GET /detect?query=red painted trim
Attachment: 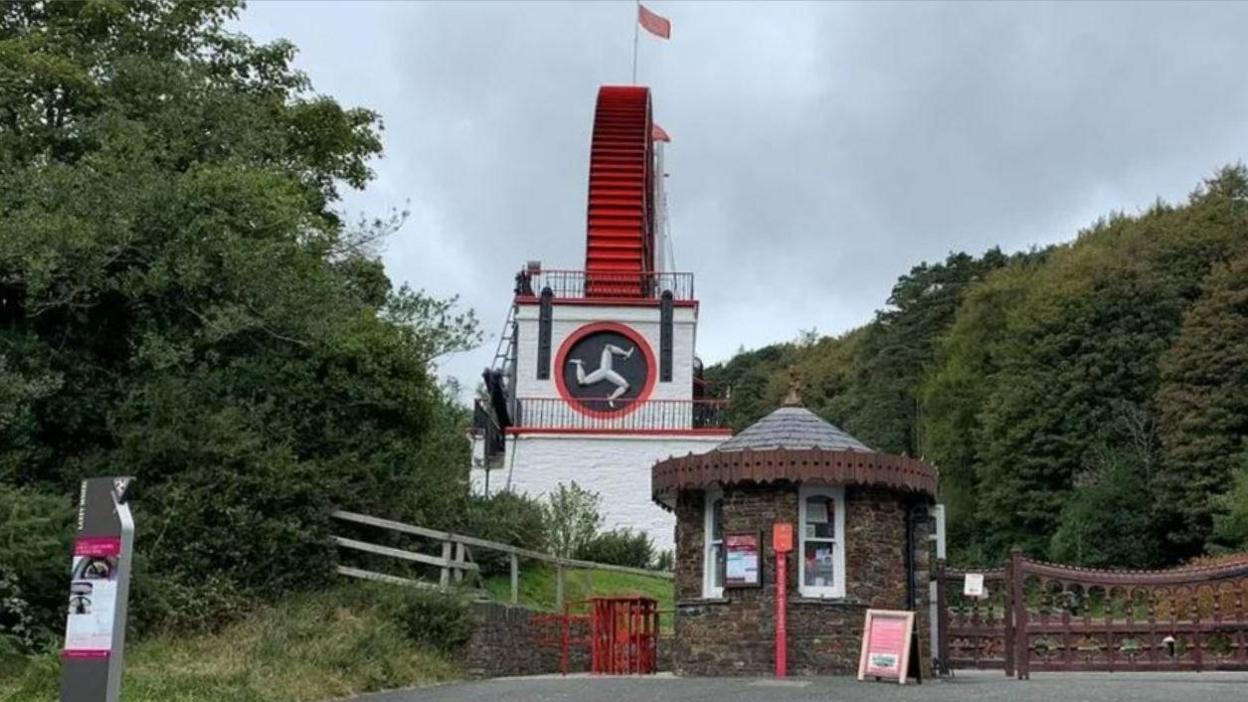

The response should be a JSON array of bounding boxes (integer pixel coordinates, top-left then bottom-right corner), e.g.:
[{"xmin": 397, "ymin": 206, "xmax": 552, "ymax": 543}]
[
  {"xmin": 516, "ymin": 295, "xmax": 698, "ymax": 309},
  {"xmin": 62, "ymin": 650, "xmax": 110, "ymax": 660},
  {"xmin": 506, "ymin": 427, "xmax": 732, "ymax": 437},
  {"xmin": 553, "ymin": 322, "xmax": 657, "ymax": 420}
]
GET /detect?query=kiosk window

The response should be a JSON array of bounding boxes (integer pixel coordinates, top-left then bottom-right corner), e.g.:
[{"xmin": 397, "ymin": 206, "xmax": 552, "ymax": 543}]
[
  {"xmin": 799, "ymin": 485, "xmax": 845, "ymax": 598},
  {"xmin": 703, "ymin": 491, "xmax": 725, "ymax": 598}
]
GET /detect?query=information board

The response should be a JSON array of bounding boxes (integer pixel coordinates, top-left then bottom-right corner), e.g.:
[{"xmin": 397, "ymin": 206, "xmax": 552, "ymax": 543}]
[
  {"xmin": 963, "ymin": 572, "xmax": 986, "ymax": 599},
  {"xmin": 64, "ymin": 537, "xmax": 123, "ymax": 656},
  {"xmin": 60, "ymin": 477, "xmax": 135, "ymax": 702},
  {"xmin": 857, "ymin": 609, "xmax": 919, "ymax": 685},
  {"xmin": 723, "ymin": 532, "xmax": 761, "ymax": 588}
]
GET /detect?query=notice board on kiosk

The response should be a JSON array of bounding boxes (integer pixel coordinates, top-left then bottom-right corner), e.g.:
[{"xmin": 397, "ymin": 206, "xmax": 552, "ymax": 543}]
[
  {"xmin": 856, "ymin": 609, "xmax": 921, "ymax": 684},
  {"xmin": 723, "ymin": 532, "xmax": 761, "ymax": 588}
]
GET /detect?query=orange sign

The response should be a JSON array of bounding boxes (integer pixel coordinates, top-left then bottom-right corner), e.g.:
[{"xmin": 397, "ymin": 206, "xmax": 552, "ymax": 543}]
[
  {"xmin": 772, "ymin": 522, "xmax": 793, "ymax": 553},
  {"xmin": 857, "ymin": 609, "xmax": 919, "ymax": 684}
]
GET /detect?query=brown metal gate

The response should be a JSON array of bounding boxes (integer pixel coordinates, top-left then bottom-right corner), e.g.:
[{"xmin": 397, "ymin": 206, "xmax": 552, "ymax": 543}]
[
  {"xmin": 936, "ymin": 551, "xmax": 1248, "ymax": 678},
  {"xmin": 934, "ymin": 564, "xmax": 1012, "ymax": 674}
]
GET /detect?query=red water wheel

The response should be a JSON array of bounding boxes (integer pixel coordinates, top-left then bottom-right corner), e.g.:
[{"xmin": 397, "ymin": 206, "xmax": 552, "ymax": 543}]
[{"xmin": 585, "ymin": 86, "xmax": 656, "ymax": 298}]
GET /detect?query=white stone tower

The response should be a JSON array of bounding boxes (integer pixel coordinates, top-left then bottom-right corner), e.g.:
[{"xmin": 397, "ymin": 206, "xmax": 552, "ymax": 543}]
[{"xmin": 471, "ymin": 86, "xmax": 728, "ymax": 552}]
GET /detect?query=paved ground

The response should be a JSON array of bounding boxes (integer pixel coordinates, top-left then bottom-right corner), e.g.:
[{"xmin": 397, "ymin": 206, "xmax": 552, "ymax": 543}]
[{"xmin": 350, "ymin": 670, "xmax": 1248, "ymax": 702}]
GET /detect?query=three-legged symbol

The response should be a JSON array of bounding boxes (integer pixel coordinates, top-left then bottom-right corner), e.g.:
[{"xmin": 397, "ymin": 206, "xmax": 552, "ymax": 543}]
[{"xmin": 569, "ymin": 344, "xmax": 635, "ymax": 407}]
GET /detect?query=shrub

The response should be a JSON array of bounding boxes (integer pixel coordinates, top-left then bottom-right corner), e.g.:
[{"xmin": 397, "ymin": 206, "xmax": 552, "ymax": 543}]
[
  {"xmin": 386, "ymin": 588, "xmax": 474, "ymax": 654},
  {"xmin": 0, "ymin": 567, "xmax": 38, "ymax": 657},
  {"xmin": 0, "ymin": 486, "xmax": 74, "ymax": 651},
  {"xmin": 653, "ymin": 549, "xmax": 674, "ymax": 572},
  {"xmin": 460, "ymin": 492, "xmax": 547, "ymax": 576},
  {"xmin": 542, "ymin": 482, "xmax": 601, "ymax": 559},
  {"xmin": 575, "ymin": 529, "xmax": 655, "ymax": 570}
]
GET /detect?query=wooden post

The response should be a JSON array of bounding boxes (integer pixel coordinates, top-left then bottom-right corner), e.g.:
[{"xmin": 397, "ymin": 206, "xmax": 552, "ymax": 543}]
[
  {"xmin": 453, "ymin": 542, "xmax": 466, "ymax": 583},
  {"xmin": 1009, "ymin": 547, "xmax": 1026, "ymax": 680},
  {"xmin": 440, "ymin": 541, "xmax": 452, "ymax": 588},
  {"xmin": 510, "ymin": 553, "xmax": 520, "ymax": 604},
  {"xmin": 556, "ymin": 561, "xmax": 565, "ymax": 610}
]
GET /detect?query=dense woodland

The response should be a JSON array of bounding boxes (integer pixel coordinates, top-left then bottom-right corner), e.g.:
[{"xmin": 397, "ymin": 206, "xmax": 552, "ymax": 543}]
[
  {"xmin": 0, "ymin": 1, "xmax": 488, "ymax": 652},
  {"xmin": 706, "ymin": 169, "xmax": 1248, "ymax": 569}
]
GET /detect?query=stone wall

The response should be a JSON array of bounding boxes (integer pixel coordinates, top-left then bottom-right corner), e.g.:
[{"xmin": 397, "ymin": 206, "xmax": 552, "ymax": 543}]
[
  {"xmin": 463, "ymin": 600, "xmax": 673, "ymax": 678},
  {"xmin": 461, "ymin": 601, "xmax": 590, "ymax": 678},
  {"xmin": 671, "ymin": 482, "xmax": 932, "ymax": 677}
]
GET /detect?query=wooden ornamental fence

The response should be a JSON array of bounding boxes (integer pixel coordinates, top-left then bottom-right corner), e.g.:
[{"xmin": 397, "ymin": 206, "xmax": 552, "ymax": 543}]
[{"xmin": 936, "ymin": 550, "xmax": 1248, "ymax": 678}]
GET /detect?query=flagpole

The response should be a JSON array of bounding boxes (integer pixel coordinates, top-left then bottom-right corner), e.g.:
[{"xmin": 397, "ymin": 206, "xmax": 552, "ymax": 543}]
[{"xmin": 631, "ymin": 0, "xmax": 640, "ymax": 84}]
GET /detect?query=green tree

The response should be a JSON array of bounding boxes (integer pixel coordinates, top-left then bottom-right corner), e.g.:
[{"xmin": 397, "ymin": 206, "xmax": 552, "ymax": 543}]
[
  {"xmin": 949, "ymin": 169, "xmax": 1248, "ymax": 562},
  {"xmin": 1156, "ymin": 250, "xmax": 1248, "ymax": 554},
  {"xmin": 0, "ymin": 1, "xmax": 478, "ymax": 636},
  {"xmin": 832, "ymin": 250, "xmax": 1011, "ymax": 455},
  {"xmin": 1049, "ymin": 444, "xmax": 1163, "ymax": 568},
  {"xmin": 542, "ymin": 482, "xmax": 602, "ymax": 559},
  {"xmin": 1209, "ymin": 458, "xmax": 1248, "ymax": 552},
  {"xmin": 919, "ymin": 261, "xmax": 1041, "ymax": 563}
]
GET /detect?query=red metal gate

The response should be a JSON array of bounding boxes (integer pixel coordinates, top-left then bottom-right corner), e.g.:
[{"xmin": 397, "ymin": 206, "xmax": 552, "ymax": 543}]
[
  {"xmin": 590, "ymin": 596, "xmax": 659, "ymax": 675},
  {"xmin": 936, "ymin": 552, "xmax": 1248, "ymax": 678}
]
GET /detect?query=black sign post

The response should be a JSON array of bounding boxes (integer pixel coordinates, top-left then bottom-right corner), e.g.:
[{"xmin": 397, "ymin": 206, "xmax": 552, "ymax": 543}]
[{"xmin": 59, "ymin": 477, "xmax": 135, "ymax": 702}]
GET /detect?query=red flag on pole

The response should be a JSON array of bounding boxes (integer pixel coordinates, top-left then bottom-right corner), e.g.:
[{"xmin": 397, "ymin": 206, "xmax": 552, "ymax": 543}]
[
  {"xmin": 638, "ymin": 3, "xmax": 671, "ymax": 40},
  {"xmin": 652, "ymin": 123, "xmax": 671, "ymax": 143}
]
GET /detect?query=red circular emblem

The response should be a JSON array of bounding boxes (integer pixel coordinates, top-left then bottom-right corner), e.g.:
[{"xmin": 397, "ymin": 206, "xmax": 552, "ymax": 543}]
[{"xmin": 553, "ymin": 322, "xmax": 656, "ymax": 418}]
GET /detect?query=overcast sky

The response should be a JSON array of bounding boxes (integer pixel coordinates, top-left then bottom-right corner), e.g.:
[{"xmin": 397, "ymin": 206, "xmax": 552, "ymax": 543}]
[{"xmin": 239, "ymin": 1, "xmax": 1248, "ymax": 399}]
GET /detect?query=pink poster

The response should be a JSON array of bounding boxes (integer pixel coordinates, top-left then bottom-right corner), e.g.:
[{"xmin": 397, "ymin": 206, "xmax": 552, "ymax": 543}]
[{"xmin": 864, "ymin": 615, "xmax": 907, "ymax": 676}]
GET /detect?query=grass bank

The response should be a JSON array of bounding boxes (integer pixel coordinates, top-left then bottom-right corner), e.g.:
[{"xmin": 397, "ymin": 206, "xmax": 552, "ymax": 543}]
[
  {"xmin": 0, "ymin": 584, "xmax": 460, "ymax": 702},
  {"xmin": 483, "ymin": 563, "xmax": 673, "ymax": 614}
]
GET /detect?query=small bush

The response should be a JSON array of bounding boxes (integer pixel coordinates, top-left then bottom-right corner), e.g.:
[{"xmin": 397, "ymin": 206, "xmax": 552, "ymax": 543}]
[
  {"xmin": 387, "ymin": 588, "xmax": 475, "ymax": 654},
  {"xmin": 0, "ymin": 567, "xmax": 39, "ymax": 656},
  {"xmin": 543, "ymin": 482, "xmax": 601, "ymax": 559},
  {"xmin": 0, "ymin": 486, "xmax": 74, "ymax": 651},
  {"xmin": 575, "ymin": 528, "xmax": 655, "ymax": 570},
  {"xmin": 460, "ymin": 492, "xmax": 547, "ymax": 576},
  {"xmin": 653, "ymin": 549, "xmax": 674, "ymax": 572}
]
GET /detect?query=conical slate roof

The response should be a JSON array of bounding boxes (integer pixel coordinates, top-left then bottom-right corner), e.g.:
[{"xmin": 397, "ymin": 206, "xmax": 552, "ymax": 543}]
[{"xmin": 714, "ymin": 406, "xmax": 872, "ymax": 453}]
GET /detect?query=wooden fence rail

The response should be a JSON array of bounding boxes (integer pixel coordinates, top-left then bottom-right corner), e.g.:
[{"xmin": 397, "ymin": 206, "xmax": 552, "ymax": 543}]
[{"xmin": 330, "ymin": 509, "xmax": 672, "ymax": 608}]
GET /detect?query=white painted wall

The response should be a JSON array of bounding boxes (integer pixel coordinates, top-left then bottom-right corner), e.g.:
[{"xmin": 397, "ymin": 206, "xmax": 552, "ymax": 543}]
[
  {"xmin": 513, "ymin": 302, "xmax": 698, "ymax": 403},
  {"xmin": 472, "ymin": 432, "xmax": 724, "ymax": 553}
]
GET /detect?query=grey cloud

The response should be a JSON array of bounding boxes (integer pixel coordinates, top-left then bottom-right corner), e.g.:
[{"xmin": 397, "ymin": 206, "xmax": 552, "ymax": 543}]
[{"xmin": 239, "ymin": 1, "xmax": 1248, "ymax": 397}]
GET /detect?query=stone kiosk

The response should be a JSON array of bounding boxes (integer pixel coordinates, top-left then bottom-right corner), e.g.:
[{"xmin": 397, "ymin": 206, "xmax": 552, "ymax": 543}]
[{"xmin": 651, "ymin": 403, "xmax": 938, "ymax": 676}]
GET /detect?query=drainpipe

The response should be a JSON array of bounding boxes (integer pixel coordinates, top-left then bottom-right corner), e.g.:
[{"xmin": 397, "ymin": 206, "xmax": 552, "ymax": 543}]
[{"xmin": 904, "ymin": 500, "xmax": 916, "ymax": 611}]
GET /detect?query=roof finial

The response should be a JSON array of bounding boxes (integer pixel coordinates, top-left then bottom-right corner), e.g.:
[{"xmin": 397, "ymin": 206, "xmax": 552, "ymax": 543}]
[{"xmin": 782, "ymin": 369, "xmax": 802, "ymax": 407}]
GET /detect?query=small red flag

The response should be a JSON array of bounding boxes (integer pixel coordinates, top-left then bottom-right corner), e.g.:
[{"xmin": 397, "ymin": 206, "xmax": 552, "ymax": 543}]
[
  {"xmin": 652, "ymin": 123, "xmax": 671, "ymax": 143},
  {"xmin": 638, "ymin": 3, "xmax": 671, "ymax": 40}
]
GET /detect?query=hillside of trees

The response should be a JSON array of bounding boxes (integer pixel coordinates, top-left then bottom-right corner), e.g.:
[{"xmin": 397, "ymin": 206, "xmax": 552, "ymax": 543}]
[
  {"xmin": 0, "ymin": 1, "xmax": 487, "ymax": 651},
  {"xmin": 706, "ymin": 167, "xmax": 1248, "ymax": 569}
]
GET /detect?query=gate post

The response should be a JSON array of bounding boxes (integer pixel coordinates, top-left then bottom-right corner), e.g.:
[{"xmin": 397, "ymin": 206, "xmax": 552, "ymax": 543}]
[
  {"xmin": 935, "ymin": 559, "xmax": 949, "ymax": 676},
  {"xmin": 1003, "ymin": 554, "xmax": 1014, "ymax": 677},
  {"xmin": 1009, "ymin": 548, "xmax": 1027, "ymax": 680}
]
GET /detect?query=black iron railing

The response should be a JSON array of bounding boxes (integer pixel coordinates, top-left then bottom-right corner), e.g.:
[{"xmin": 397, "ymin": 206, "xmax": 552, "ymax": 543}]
[{"xmin": 514, "ymin": 269, "xmax": 695, "ymax": 302}]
